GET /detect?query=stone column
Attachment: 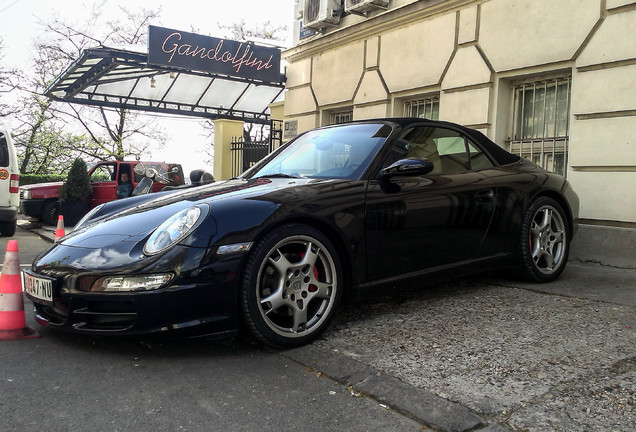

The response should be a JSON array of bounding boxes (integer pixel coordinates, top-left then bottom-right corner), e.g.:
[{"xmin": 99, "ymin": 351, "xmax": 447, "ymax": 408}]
[{"xmin": 212, "ymin": 119, "xmax": 244, "ymax": 181}]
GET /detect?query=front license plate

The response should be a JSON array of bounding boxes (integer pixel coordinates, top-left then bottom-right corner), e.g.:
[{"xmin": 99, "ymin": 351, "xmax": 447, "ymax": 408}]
[{"xmin": 23, "ymin": 271, "xmax": 55, "ymax": 306}]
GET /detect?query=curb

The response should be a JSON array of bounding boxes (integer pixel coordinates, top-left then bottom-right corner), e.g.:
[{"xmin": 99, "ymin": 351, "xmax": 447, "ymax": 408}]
[{"xmin": 283, "ymin": 344, "xmax": 511, "ymax": 432}]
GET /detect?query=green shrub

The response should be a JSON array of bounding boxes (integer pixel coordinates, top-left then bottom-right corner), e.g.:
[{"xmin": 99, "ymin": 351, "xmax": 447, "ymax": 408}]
[
  {"xmin": 59, "ymin": 158, "xmax": 92, "ymax": 202},
  {"xmin": 90, "ymin": 173, "xmax": 110, "ymax": 182},
  {"xmin": 19, "ymin": 174, "xmax": 66, "ymax": 185}
]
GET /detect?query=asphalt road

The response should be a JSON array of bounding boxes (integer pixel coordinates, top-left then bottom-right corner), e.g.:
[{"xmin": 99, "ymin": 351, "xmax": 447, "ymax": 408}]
[
  {"xmin": 0, "ymin": 225, "xmax": 51, "ymax": 271},
  {"xmin": 3, "ymin": 320, "xmax": 424, "ymax": 432}
]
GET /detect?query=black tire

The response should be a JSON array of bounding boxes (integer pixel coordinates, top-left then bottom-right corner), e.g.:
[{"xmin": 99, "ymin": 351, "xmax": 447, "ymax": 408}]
[
  {"xmin": 42, "ymin": 200, "xmax": 59, "ymax": 226},
  {"xmin": 240, "ymin": 224, "xmax": 343, "ymax": 348},
  {"xmin": 0, "ymin": 220, "xmax": 16, "ymax": 237},
  {"xmin": 519, "ymin": 197, "xmax": 570, "ymax": 282}
]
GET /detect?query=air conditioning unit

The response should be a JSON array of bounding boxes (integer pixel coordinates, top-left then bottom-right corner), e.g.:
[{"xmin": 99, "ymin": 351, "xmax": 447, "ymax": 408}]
[
  {"xmin": 345, "ymin": 0, "xmax": 389, "ymax": 14},
  {"xmin": 303, "ymin": 0, "xmax": 342, "ymax": 30}
]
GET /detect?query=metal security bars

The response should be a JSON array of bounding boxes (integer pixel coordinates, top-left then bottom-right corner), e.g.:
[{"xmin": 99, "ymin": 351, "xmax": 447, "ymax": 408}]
[
  {"xmin": 404, "ymin": 97, "xmax": 440, "ymax": 120},
  {"xmin": 330, "ymin": 110, "xmax": 353, "ymax": 124},
  {"xmin": 231, "ymin": 137, "xmax": 271, "ymax": 177},
  {"xmin": 508, "ymin": 77, "xmax": 571, "ymax": 177},
  {"xmin": 230, "ymin": 121, "xmax": 282, "ymax": 177}
]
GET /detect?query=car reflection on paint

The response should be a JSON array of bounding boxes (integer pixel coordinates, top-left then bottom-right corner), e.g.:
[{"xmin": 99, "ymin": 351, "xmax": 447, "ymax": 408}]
[{"xmin": 24, "ymin": 118, "xmax": 579, "ymax": 348}]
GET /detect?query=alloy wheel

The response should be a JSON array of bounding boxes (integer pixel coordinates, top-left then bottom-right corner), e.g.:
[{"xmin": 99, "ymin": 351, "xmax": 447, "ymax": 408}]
[
  {"xmin": 529, "ymin": 204, "xmax": 567, "ymax": 275},
  {"xmin": 256, "ymin": 234, "xmax": 338, "ymax": 338}
]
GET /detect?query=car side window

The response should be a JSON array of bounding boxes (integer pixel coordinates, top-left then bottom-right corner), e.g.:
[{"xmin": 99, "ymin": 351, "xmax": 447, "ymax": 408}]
[
  {"xmin": 0, "ymin": 133, "xmax": 9, "ymax": 167},
  {"xmin": 387, "ymin": 127, "xmax": 465, "ymax": 175},
  {"xmin": 467, "ymin": 141, "xmax": 495, "ymax": 171},
  {"xmin": 90, "ymin": 164, "xmax": 116, "ymax": 182},
  {"xmin": 387, "ymin": 126, "xmax": 494, "ymax": 174}
]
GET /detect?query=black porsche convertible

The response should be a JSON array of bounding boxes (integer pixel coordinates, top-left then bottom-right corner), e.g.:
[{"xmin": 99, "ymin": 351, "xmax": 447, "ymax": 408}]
[{"xmin": 24, "ymin": 118, "xmax": 579, "ymax": 347}]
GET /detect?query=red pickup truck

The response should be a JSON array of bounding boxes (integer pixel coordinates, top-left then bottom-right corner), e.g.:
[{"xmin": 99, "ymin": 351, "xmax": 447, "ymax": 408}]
[{"xmin": 19, "ymin": 160, "xmax": 184, "ymax": 225}]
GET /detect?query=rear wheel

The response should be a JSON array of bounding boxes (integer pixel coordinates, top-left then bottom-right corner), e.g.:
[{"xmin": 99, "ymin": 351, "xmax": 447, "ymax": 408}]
[
  {"xmin": 0, "ymin": 220, "xmax": 16, "ymax": 237},
  {"xmin": 240, "ymin": 224, "xmax": 342, "ymax": 348},
  {"xmin": 519, "ymin": 197, "xmax": 570, "ymax": 282}
]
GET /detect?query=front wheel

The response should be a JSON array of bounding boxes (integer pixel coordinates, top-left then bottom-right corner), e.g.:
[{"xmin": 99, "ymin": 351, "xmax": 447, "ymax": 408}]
[
  {"xmin": 519, "ymin": 197, "xmax": 570, "ymax": 282},
  {"xmin": 240, "ymin": 224, "xmax": 343, "ymax": 348}
]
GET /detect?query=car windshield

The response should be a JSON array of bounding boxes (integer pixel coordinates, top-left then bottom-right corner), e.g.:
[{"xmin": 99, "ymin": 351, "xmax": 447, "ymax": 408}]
[{"xmin": 244, "ymin": 123, "xmax": 392, "ymax": 180}]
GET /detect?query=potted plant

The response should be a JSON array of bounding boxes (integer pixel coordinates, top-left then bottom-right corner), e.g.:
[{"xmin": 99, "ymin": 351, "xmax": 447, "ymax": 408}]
[{"xmin": 58, "ymin": 158, "xmax": 92, "ymax": 226}]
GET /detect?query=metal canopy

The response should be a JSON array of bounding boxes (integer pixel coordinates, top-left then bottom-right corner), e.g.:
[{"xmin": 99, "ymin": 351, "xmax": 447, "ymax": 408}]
[{"xmin": 45, "ymin": 45, "xmax": 285, "ymax": 125}]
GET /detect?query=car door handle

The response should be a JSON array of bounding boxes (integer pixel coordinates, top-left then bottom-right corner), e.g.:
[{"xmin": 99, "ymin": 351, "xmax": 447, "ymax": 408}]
[{"xmin": 475, "ymin": 189, "xmax": 494, "ymax": 203}]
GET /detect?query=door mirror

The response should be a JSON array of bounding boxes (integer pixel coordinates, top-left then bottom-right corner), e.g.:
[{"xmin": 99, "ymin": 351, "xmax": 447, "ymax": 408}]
[{"xmin": 381, "ymin": 158, "xmax": 434, "ymax": 178}]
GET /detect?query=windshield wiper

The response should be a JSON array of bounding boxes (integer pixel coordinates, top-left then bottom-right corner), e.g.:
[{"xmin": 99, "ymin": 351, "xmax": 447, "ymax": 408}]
[{"xmin": 256, "ymin": 173, "xmax": 303, "ymax": 179}]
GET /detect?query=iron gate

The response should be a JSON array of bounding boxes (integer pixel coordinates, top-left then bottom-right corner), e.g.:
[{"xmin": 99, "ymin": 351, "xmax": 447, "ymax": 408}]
[{"xmin": 230, "ymin": 120, "xmax": 283, "ymax": 178}]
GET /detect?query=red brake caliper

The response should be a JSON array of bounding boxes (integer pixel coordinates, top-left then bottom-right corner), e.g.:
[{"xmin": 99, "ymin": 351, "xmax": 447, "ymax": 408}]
[
  {"xmin": 309, "ymin": 266, "xmax": 319, "ymax": 292},
  {"xmin": 300, "ymin": 252, "xmax": 320, "ymax": 292}
]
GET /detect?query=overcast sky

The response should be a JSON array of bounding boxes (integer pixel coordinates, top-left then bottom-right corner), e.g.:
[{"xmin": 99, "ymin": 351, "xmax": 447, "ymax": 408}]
[{"xmin": 0, "ymin": 0, "xmax": 294, "ymax": 175}]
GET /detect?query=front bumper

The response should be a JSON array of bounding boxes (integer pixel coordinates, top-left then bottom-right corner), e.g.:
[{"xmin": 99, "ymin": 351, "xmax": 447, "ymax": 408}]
[
  {"xmin": 32, "ymin": 280, "xmax": 238, "ymax": 338},
  {"xmin": 20, "ymin": 199, "xmax": 45, "ymax": 218},
  {"xmin": 27, "ymin": 243, "xmax": 247, "ymax": 339}
]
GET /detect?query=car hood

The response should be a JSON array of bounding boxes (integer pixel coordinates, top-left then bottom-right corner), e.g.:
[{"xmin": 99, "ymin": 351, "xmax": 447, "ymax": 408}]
[
  {"xmin": 59, "ymin": 177, "xmax": 328, "ymax": 249},
  {"xmin": 20, "ymin": 181, "xmax": 63, "ymax": 190}
]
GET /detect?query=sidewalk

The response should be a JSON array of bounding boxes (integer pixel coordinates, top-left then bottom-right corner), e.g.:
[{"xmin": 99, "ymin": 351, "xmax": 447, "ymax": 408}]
[{"xmin": 19, "ymin": 217, "xmax": 636, "ymax": 431}]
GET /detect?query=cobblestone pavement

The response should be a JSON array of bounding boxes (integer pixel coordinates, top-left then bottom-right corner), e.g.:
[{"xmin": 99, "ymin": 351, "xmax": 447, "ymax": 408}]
[{"xmin": 314, "ymin": 272, "xmax": 635, "ymax": 431}]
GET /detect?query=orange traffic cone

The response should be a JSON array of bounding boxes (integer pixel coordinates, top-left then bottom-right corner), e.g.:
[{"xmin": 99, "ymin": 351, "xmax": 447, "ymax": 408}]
[
  {"xmin": 54, "ymin": 215, "xmax": 65, "ymax": 242},
  {"xmin": 0, "ymin": 240, "xmax": 39, "ymax": 340}
]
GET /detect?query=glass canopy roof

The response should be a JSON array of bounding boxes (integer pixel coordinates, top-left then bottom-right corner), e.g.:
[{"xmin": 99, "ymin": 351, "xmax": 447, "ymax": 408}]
[{"xmin": 45, "ymin": 45, "xmax": 286, "ymax": 125}]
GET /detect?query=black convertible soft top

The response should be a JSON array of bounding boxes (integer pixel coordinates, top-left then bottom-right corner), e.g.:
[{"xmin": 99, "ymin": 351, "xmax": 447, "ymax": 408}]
[{"xmin": 361, "ymin": 118, "xmax": 522, "ymax": 167}]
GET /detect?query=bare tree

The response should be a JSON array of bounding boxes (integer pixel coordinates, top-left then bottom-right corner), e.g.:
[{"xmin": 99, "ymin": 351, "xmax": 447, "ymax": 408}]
[
  {"xmin": 0, "ymin": 40, "xmax": 21, "ymax": 119},
  {"xmin": 11, "ymin": 39, "xmax": 75, "ymax": 174},
  {"xmin": 217, "ymin": 19, "xmax": 289, "ymax": 42},
  {"xmin": 30, "ymin": 4, "xmax": 165, "ymax": 162}
]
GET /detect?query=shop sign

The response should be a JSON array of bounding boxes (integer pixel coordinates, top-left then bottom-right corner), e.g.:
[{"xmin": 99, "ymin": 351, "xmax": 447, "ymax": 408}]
[{"xmin": 148, "ymin": 26, "xmax": 281, "ymax": 83}]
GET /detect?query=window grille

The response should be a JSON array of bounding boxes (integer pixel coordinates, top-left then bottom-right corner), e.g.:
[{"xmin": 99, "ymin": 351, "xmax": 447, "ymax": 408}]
[
  {"xmin": 508, "ymin": 76, "xmax": 571, "ymax": 177},
  {"xmin": 404, "ymin": 97, "xmax": 439, "ymax": 120},
  {"xmin": 330, "ymin": 110, "xmax": 353, "ymax": 124}
]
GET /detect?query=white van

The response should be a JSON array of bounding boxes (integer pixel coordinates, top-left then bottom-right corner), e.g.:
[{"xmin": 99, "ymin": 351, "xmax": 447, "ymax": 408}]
[{"xmin": 0, "ymin": 129, "xmax": 19, "ymax": 236}]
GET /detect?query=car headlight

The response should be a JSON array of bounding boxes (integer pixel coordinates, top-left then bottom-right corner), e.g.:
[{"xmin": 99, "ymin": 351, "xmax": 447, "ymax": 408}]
[
  {"xmin": 90, "ymin": 274, "xmax": 174, "ymax": 292},
  {"xmin": 144, "ymin": 206, "xmax": 203, "ymax": 255},
  {"xmin": 21, "ymin": 189, "xmax": 31, "ymax": 200}
]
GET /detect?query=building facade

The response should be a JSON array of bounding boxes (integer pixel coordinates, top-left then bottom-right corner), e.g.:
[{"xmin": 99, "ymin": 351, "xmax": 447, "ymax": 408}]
[{"xmin": 281, "ymin": 0, "xmax": 636, "ymax": 266}]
